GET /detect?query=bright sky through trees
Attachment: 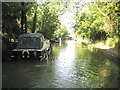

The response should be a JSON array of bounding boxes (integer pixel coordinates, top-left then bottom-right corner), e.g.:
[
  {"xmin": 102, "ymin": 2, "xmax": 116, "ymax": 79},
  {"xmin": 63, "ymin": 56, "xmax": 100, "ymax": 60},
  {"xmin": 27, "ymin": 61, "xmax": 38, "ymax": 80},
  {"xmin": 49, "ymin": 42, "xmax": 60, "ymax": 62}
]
[
  {"xmin": 35, "ymin": 0, "xmax": 77, "ymax": 34},
  {"xmin": 58, "ymin": 2, "xmax": 76, "ymax": 35},
  {"xmin": 35, "ymin": 0, "xmax": 92, "ymax": 35}
]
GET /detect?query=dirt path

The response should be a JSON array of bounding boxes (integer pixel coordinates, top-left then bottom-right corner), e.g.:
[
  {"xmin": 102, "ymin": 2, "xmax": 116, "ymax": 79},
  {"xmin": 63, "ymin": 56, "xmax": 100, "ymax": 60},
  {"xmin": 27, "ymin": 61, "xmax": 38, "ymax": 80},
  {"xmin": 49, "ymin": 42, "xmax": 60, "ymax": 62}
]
[
  {"xmin": 77, "ymin": 38, "xmax": 119, "ymax": 63},
  {"xmin": 91, "ymin": 43, "xmax": 119, "ymax": 59}
]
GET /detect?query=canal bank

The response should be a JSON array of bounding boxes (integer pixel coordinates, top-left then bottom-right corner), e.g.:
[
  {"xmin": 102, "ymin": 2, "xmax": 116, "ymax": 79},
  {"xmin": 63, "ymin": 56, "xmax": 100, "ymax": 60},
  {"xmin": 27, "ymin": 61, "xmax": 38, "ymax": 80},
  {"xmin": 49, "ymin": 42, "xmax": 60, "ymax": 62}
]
[{"xmin": 78, "ymin": 39, "xmax": 119, "ymax": 65}]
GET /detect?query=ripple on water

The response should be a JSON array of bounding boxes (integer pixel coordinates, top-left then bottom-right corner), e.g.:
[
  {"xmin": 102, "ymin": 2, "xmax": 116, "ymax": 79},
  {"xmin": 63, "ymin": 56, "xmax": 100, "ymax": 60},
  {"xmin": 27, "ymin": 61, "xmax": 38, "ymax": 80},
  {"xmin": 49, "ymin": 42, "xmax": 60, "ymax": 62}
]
[{"xmin": 2, "ymin": 41, "xmax": 119, "ymax": 88}]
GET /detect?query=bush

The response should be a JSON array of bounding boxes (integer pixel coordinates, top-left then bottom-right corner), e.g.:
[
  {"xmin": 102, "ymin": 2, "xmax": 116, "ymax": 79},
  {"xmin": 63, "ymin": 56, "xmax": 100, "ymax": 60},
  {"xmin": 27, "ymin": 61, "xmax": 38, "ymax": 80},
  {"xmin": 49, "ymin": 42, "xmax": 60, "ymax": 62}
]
[{"xmin": 106, "ymin": 38, "xmax": 116, "ymax": 47}]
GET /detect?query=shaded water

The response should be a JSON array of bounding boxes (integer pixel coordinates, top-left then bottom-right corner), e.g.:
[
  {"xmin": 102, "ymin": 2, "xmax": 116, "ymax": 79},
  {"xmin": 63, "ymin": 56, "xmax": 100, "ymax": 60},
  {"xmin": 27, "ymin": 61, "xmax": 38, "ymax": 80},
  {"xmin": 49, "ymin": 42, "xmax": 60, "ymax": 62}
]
[{"xmin": 2, "ymin": 40, "xmax": 119, "ymax": 88}]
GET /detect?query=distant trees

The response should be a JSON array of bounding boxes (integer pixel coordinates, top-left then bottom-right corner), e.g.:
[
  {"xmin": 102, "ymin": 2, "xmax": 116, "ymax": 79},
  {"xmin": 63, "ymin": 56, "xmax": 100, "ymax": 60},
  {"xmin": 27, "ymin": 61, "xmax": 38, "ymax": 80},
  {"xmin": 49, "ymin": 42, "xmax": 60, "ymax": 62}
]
[{"xmin": 53, "ymin": 25, "xmax": 68, "ymax": 39}]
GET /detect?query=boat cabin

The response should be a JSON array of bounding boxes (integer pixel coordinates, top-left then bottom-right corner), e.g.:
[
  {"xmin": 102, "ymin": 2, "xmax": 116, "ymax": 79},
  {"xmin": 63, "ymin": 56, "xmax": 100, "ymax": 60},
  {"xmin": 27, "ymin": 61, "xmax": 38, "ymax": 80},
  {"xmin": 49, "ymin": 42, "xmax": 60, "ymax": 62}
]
[{"xmin": 11, "ymin": 33, "xmax": 51, "ymax": 60}]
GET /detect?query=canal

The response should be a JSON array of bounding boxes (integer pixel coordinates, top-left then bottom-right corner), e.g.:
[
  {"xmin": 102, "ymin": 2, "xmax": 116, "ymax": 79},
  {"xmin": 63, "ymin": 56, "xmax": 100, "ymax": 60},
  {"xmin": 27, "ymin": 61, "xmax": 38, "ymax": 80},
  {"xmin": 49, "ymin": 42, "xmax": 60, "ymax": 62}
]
[{"xmin": 2, "ymin": 40, "xmax": 119, "ymax": 88}]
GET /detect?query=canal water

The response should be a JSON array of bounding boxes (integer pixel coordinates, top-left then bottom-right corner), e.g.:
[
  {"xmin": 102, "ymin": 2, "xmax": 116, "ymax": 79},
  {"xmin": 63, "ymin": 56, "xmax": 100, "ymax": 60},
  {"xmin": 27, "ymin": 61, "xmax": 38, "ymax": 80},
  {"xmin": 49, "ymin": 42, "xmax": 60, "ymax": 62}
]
[{"xmin": 2, "ymin": 40, "xmax": 119, "ymax": 88}]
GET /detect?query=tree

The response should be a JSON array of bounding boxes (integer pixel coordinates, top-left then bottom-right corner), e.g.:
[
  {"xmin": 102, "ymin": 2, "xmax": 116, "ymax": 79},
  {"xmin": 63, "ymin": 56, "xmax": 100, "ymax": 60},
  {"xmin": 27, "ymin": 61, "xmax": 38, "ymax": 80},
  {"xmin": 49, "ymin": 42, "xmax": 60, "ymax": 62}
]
[
  {"xmin": 2, "ymin": 2, "xmax": 21, "ymax": 36},
  {"xmin": 74, "ymin": 2, "xmax": 119, "ymax": 47},
  {"xmin": 32, "ymin": 4, "xmax": 38, "ymax": 33},
  {"xmin": 35, "ymin": 2, "xmax": 61, "ymax": 39},
  {"xmin": 21, "ymin": 2, "xmax": 27, "ymax": 33},
  {"xmin": 53, "ymin": 25, "xmax": 68, "ymax": 39}
]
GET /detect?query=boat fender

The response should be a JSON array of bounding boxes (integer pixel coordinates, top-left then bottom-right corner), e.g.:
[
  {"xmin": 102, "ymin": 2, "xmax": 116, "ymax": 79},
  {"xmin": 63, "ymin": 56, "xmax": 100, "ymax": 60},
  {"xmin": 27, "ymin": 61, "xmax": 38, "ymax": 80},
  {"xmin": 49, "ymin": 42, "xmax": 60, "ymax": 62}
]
[{"xmin": 22, "ymin": 50, "xmax": 30, "ymax": 55}]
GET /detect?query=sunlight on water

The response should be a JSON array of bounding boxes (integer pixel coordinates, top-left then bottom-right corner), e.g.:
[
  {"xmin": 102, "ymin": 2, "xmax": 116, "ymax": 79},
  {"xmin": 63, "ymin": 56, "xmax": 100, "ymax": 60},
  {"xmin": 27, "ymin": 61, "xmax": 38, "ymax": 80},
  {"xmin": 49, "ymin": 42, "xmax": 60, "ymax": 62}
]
[
  {"xmin": 2, "ymin": 40, "xmax": 119, "ymax": 88},
  {"xmin": 53, "ymin": 40, "xmax": 76, "ymax": 87}
]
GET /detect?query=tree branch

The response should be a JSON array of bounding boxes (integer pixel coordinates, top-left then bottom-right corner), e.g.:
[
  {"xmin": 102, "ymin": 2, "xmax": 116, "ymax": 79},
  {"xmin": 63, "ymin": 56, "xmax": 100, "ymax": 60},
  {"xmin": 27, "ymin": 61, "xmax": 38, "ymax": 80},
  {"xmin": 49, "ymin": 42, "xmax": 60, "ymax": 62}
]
[{"xmin": 94, "ymin": 2, "xmax": 106, "ymax": 17}]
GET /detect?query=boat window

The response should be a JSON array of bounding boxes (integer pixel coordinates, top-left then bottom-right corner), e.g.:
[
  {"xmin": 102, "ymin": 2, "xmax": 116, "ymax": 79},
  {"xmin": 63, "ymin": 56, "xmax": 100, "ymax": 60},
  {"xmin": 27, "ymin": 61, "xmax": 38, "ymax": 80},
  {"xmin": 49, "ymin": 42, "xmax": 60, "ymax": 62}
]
[{"xmin": 17, "ymin": 37, "xmax": 40, "ymax": 49}]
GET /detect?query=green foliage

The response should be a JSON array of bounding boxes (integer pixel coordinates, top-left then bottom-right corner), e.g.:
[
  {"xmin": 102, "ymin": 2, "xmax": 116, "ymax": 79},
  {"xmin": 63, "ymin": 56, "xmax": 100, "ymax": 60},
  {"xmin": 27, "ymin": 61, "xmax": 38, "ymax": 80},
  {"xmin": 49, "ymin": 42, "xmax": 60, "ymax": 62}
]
[
  {"xmin": 75, "ymin": 2, "xmax": 119, "ymax": 47},
  {"xmin": 53, "ymin": 25, "xmax": 68, "ymax": 38},
  {"xmin": 2, "ymin": 2, "xmax": 63, "ymax": 39},
  {"xmin": 26, "ymin": 2, "xmax": 38, "ymax": 33},
  {"xmin": 2, "ymin": 2, "xmax": 21, "ymax": 35},
  {"xmin": 2, "ymin": 2, "xmax": 37, "ymax": 35},
  {"xmin": 35, "ymin": 2, "xmax": 62, "ymax": 39},
  {"xmin": 106, "ymin": 38, "xmax": 115, "ymax": 47},
  {"xmin": 2, "ymin": 33, "xmax": 10, "ymax": 51}
]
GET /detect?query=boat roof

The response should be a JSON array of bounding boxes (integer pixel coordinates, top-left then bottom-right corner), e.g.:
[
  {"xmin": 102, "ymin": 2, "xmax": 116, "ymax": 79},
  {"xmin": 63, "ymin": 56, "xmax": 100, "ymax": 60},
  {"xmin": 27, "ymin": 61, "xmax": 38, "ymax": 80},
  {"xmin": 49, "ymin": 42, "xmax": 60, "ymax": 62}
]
[{"xmin": 19, "ymin": 33, "xmax": 43, "ymax": 38}]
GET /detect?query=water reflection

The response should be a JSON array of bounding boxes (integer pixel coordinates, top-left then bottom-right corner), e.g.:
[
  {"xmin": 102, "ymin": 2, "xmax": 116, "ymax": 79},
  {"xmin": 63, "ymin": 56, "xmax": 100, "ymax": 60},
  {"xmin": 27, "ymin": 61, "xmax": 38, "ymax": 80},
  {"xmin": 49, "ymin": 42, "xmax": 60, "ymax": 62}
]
[
  {"xmin": 52, "ymin": 40, "xmax": 76, "ymax": 88},
  {"xmin": 74, "ymin": 42, "xmax": 118, "ymax": 88},
  {"xmin": 2, "ymin": 40, "xmax": 119, "ymax": 88}
]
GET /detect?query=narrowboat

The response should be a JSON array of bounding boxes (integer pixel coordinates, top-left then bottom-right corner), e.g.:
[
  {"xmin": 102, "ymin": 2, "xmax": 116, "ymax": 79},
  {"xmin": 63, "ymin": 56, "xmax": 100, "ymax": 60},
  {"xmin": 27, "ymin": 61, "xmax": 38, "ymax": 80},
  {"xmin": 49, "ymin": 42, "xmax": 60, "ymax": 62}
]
[{"xmin": 10, "ymin": 33, "xmax": 51, "ymax": 60}]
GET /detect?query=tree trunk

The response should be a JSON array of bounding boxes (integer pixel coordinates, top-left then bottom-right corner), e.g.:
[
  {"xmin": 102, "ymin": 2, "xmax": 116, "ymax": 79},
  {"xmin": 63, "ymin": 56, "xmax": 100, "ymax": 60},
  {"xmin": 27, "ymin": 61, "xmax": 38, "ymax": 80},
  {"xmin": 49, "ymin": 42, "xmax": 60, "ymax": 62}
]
[
  {"xmin": 32, "ymin": 5, "xmax": 38, "ymax": 33},
  {"xmin": 21, "ymin": 2, "xmax": 27, "ymax": 33},
  {"xmin": 25, "ymin": 11, "xmax": 27, "ymax": 33},
  {"xmin": 21, "ymin": 2, "xmax": 24, "ymax": 32}
]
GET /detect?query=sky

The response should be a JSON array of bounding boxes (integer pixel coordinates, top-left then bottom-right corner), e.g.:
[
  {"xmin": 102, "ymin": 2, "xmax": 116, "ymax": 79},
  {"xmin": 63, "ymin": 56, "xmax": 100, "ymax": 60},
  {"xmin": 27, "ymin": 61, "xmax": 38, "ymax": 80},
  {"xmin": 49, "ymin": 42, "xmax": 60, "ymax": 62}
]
[{"xmin": 58, "ymin": 2, "xmax": 76, "ymax": 34}]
